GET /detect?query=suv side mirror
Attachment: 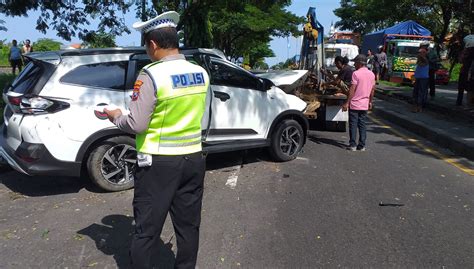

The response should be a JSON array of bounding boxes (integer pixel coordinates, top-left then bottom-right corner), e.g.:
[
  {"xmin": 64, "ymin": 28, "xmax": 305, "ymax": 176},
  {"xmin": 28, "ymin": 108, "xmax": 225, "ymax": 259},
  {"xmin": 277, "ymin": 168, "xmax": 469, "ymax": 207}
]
[{"xmin": 259, "ymin": 78, "xmax": 273, "ymax": 91}]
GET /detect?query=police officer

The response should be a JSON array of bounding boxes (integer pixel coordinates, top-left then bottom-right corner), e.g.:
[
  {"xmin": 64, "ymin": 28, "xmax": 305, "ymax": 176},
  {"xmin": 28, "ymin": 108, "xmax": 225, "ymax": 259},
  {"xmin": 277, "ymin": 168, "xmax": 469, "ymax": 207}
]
[{"xmin": 104, "ymin": 11, "xmax": 209, "ymax": 269}]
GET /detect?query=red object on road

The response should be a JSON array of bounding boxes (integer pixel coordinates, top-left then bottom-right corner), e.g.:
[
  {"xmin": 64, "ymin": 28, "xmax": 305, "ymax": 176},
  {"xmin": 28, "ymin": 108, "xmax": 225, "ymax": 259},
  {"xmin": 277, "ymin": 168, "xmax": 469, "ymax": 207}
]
[{"xmin": 435, "ymin": 68, "xmax": 450, "ymax": 85}]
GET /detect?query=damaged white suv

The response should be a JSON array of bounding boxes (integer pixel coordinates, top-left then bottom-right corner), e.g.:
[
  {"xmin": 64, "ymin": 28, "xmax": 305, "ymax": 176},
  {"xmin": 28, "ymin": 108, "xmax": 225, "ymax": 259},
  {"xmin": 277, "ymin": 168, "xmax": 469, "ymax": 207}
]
[{"xmin": 0, "ymin": 48, "xmax": 308, "ymax": 191}]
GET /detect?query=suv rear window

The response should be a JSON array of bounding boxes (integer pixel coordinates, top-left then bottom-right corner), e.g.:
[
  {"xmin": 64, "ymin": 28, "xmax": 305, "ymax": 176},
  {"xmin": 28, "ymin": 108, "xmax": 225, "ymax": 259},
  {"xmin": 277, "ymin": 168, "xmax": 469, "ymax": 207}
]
[
  {"xmin": 60, "ymin": 61, "xmax": 127, "ymax": 90},
  {"xmin": 10, "ymin": 62, "xmax": 43, "ymax": 94}
]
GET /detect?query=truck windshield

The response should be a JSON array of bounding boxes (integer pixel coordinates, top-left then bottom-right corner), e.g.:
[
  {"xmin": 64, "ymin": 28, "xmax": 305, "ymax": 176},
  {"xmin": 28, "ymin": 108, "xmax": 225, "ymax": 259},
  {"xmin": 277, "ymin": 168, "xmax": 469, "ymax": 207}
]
[
  {"xmin": 325, "ymin": 48, "xmax": 342, "ymax": 59},
  {"xmin": 395, "ymin": 46, "xmax": 419, "ymax": 58}
]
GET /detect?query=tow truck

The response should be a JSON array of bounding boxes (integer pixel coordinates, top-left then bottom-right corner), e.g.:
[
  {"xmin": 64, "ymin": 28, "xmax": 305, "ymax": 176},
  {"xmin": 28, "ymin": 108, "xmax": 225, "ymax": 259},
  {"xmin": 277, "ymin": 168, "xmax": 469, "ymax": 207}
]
[{"xmin": 257, "ymin": 7, "xmax": 348, "ymax": 131}]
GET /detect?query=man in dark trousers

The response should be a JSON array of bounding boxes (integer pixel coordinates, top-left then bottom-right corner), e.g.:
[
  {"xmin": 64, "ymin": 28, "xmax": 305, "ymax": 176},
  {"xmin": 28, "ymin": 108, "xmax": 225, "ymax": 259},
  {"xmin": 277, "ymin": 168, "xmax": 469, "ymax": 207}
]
[
  {"xmin": 421, "ymin": 42, "xmax": 441, "ymax": 98},
  {"xmin": 104, "ymin": 11, "xmax": 209, "ymax": 269},
  {"xmin": 374, "ymin": 45, "xmax": 387, "ymax": 84},
  {"xmin": 342, "ymin": 54, "xmax": 376, "ymax": 151}
]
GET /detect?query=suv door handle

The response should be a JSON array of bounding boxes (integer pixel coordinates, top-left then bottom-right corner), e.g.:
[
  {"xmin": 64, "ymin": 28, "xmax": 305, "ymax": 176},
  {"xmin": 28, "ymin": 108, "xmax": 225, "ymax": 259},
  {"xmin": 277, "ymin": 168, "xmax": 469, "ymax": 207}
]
[{"xmin": 213, "ymin": 91, "xmax": 230, "ymax": 102}]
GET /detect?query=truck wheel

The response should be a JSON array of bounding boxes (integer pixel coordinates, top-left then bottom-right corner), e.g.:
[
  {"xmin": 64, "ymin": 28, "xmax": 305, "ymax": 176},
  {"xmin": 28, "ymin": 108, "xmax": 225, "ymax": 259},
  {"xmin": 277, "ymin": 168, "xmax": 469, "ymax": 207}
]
[
  {"xmin": 269, "ymin": 119, "xmax": 304, "ymax": 162},
  {"xmin": 87, "ymin": 136, "xmax": 136, "ymax": 192}
]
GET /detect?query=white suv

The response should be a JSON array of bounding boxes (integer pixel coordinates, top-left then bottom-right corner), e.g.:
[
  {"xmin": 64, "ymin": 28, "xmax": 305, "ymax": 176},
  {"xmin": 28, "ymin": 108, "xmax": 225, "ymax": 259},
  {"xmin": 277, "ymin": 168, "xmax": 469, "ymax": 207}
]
[{"xmin": 0, "ymin": 48, "xmax": 308, "ymax": 191}]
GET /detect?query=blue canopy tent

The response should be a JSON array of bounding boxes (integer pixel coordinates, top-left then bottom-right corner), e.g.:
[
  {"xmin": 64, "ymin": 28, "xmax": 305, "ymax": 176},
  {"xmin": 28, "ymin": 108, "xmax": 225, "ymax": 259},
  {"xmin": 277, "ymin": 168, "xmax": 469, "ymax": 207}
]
[{"xmin": 362, "ymin": 21, "xmax": 431, "ymax": 54}]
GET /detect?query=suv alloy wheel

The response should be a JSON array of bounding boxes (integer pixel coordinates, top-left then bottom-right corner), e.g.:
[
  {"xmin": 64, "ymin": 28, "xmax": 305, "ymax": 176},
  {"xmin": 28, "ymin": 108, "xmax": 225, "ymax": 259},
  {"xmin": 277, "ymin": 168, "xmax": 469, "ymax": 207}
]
[
  {"xmin": 269, "ymin": 119, "xmax": 304, "ymax": 161},
  {"xmin": 87, "ymin": 136, "xmax": 137, "ymax": 191}
]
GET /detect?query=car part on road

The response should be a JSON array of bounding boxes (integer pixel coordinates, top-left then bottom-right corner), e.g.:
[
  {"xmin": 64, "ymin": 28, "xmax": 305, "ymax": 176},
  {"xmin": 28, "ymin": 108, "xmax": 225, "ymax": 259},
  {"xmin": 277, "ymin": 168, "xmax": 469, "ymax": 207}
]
[
  {"xmin": 269, "ymin": 119, "xmax": 304, "ymax": 161},
  {"xmin": 87, "ymin": 136, "xmax": 136, "ymax": 192},
  {"xmin": 379, "ymin": 202, "xmax": 405, "ymax": 207}
]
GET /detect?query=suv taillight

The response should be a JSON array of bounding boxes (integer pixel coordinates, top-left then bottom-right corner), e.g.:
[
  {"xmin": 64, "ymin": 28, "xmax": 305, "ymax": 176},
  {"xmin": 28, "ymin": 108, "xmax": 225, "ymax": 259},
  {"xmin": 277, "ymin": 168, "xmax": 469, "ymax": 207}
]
[
  {"xmin": 8, "ymin": 95, "xmax": 22, "ymax": 106},
  {"xmin": 20, "ymin": 96, "xmax": 70, "ymax": 114}
]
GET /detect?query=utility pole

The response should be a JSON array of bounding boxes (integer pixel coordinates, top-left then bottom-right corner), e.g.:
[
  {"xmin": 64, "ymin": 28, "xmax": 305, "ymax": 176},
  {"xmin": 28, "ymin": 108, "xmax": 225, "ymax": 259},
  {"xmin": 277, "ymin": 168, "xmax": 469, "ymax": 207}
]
[{"xmin": 141, "ymin": 0, "xmax": 147, "ymax": 46}]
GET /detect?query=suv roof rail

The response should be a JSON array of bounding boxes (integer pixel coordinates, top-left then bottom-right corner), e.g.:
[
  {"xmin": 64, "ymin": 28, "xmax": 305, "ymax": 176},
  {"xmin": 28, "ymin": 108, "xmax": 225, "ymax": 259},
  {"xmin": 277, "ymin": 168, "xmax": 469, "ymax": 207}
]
[
  {"xmin": 25, "ymin": 47, "xmax": 228, "ymax": 64},
  {"xmin": 60, "ymin": 47, "xmax": 145, "ymax": 56}
]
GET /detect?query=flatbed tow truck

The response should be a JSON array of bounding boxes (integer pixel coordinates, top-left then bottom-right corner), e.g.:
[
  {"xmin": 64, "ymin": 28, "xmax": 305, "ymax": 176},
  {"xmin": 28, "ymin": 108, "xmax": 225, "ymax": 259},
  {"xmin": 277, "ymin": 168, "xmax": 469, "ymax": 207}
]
[{"xmin": 258, "ymin": 7, "xmax": 348, "ymax": 132}]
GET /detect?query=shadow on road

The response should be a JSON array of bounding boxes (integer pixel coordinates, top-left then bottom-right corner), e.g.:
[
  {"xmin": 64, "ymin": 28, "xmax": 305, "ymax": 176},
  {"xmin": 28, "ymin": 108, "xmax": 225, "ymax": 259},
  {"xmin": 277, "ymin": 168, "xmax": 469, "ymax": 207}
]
[
  {"xmin": 77, "ymin": 214, "xmax": 175, "ymax": 269},
  {"xmin": 366, "ymin": 121, "xmax": 439, "ymax": 159},
  {"xmin": 307, "ymin": 134, "xmax": 347, "ymax": 149},
  {"xmin": 206, "ymin": 149, "xmax": 270, "ymax": 171},
  {"xmin": 0, "ymin": 149, "xmax": 271, "ymax": 197},
  {"xmin": 0, "ymin": 170, "xmax": 102, "ymax": 196},
  {"xmin": 375, "ymin": 140, "xmax": 437, "ymax": 158}
]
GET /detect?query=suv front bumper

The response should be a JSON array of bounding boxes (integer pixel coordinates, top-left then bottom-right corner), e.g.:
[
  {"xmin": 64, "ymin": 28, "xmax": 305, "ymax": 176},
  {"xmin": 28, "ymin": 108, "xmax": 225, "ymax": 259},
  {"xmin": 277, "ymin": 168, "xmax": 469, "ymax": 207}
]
[{"xmin": 0, "ymin": 126, "xmax": 82, "ymax": 177}]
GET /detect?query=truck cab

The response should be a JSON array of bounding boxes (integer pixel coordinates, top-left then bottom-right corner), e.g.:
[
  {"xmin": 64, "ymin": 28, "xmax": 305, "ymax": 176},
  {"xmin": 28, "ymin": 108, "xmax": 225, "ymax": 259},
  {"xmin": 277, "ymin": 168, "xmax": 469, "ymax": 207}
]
[
  {"xmin": 324, "ymin": 42, "xmax": 359, "ymax": 72},
  {"xmin": 386, "ymin": 39, "xmax": 434, "ymax": 84}
]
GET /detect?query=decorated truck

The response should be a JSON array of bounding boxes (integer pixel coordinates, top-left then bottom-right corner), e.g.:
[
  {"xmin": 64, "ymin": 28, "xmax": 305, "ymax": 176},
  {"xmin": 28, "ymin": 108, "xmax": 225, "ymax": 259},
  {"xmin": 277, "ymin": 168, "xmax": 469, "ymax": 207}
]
[{"xmin": 362, "ymin": 21, "xmax": 433, "ymax": 84}]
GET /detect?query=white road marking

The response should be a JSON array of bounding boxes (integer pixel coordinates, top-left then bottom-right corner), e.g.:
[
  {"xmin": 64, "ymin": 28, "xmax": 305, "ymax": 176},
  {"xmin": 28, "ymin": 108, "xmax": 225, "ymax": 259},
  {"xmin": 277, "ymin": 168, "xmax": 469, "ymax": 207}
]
[
  {"xmin": 78, "ymin": 244, "xmax": 86, "ymax": 268},
  {"xmin": 296, "ymin": 156, "xmax": 309, "ymax": 164},
  {"xmin": 225, "ymin": 164, "xmax": 241, "ymax": 189}
]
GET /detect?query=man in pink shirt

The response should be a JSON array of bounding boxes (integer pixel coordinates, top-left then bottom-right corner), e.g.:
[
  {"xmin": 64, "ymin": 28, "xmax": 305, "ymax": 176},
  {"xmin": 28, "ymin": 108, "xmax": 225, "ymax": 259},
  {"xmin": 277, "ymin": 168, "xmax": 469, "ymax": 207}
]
[{"xmin": 342, "ymin": 54, "xmax": 376, "ymax": 151}]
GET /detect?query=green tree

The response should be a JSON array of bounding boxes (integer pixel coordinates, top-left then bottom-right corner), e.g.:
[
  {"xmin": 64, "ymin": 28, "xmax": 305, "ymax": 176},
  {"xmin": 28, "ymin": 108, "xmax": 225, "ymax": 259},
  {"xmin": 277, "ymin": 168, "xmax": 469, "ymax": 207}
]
[
  {"xmin": 334, "ymin": 0, "xmax": 473, "ymax": 52},
  {"xmin": 0, "ymin": 1, "xmax": 131, "ymax": 41},
  {"xmin": 82, "ymin": 31, "xmax": 117, "ymax": 48},
  {"xmin": 149, "ymin": 0, "xmax": 301, "ymax": 67},
  {"xmin": 271, "ymin": 58, "xmax": 294, "ymax": 70},
  {"xmin": 209, "ymin": 1, "xmax": 302, "ymax": 62},
  {"xmin": 34, "ymin": 38, "xmax": 62, "ymax": 52},
  {"xmin": 1, "ymin": 1, "xmax": 302, "ymax": 68}
]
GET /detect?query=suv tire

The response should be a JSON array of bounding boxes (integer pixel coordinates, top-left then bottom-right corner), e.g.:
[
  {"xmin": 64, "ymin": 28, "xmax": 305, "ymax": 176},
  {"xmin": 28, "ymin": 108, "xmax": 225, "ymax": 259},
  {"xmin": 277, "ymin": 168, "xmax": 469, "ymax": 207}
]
[
  {"xmin": 269, "ymin": 119, "xmax": 304, "ymax": 161},
  {"xmin": 87, "ymin": 136, "xmax": 136, "ymax": 192}
]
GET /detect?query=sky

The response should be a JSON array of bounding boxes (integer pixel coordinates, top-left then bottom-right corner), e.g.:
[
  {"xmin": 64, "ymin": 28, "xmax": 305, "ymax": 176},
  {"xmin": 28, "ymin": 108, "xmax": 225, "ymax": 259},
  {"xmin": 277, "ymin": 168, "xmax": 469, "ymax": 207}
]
[{"xmin": 0, "ymin": 0, "xmax": 341, "ymax": 66}]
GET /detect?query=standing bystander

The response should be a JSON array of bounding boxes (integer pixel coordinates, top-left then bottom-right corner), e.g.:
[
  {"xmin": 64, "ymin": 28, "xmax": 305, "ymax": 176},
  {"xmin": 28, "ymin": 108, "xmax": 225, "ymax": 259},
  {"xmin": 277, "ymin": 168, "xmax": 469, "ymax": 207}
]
[
  {"xmin": 22, "ymin": 39, "xmax": 33, "ymax": 54},
  {"xmin": 421, "ymin": 42, "xmax": 441, "ymax": 98},
  {"xmin": 367, "ymin": 49, "xmax": 375, "ymax": 71},
  {"xmin": 8, "ymin": 40, "xmax": 22, "ymax": 75},
  {"xmin": 373, "ymin": 45, "xmax": 387, "ymax": 84},
  {"xmin": 342, "ymin": 54, "xmax": 375, "ymax": 151},
  {"xmin": 456, "ymin": 34, "xmax": 474, "ymax": 106},
  {"xmin": 412, "ymin": 44, "xmax": 429, "ymax": 112}
]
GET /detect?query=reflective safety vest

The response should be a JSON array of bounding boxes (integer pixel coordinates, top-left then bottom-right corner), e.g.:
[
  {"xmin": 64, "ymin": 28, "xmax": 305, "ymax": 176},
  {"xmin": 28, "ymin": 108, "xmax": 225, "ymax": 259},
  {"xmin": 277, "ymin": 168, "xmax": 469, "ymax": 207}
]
[{"xmin": 136, "ymin": 58, "xmax": 209, "ymax": 155}]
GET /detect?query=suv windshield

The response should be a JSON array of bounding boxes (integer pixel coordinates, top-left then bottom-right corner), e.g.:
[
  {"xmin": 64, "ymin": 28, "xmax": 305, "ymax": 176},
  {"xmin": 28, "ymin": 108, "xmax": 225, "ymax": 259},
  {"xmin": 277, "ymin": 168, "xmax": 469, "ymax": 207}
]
[{"xmin": 10, "ymin": 61, "xmax": 43, "ymax": 94}]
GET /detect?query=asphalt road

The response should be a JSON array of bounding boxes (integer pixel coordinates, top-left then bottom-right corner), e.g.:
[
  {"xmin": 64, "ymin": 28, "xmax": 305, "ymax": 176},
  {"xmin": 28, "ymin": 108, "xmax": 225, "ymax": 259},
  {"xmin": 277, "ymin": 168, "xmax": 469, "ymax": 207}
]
[{"xmin": 0, "ymin": 114, "xmax": 473, "ymax": 268}]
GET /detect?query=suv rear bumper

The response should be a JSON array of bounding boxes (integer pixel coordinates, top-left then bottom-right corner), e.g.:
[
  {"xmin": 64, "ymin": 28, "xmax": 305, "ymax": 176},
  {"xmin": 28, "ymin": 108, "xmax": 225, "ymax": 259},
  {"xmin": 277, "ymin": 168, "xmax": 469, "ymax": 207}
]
[{"xmin": 0, "ymin": 126, "xmax": 82, "ymax": 177}]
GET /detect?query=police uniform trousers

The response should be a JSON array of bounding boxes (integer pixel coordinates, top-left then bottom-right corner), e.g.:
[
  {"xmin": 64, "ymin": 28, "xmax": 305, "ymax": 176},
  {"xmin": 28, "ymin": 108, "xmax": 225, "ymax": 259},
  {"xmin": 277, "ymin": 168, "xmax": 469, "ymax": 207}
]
[{"xmin": 130, "ymin": 152, "xmax": 206, "ymax": 269}]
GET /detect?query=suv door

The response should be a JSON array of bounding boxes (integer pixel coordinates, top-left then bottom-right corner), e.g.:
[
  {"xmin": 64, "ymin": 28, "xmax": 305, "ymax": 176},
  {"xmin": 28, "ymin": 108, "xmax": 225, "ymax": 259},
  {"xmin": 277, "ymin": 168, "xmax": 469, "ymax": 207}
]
[
  {"xmin": 53, "ymin": 61, "xmax": 128, "ymax": 142},
  {"xmin": 206, "ymin": 58, "xmax": 271, "ymax": 142}
]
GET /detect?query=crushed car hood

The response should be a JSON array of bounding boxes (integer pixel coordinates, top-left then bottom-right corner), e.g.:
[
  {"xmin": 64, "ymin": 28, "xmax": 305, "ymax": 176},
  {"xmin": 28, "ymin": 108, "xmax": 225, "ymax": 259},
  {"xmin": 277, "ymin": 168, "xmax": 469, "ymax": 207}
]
[{"xmin": 256, "ymin": 70, "xmax": 309, "ymax": 93}]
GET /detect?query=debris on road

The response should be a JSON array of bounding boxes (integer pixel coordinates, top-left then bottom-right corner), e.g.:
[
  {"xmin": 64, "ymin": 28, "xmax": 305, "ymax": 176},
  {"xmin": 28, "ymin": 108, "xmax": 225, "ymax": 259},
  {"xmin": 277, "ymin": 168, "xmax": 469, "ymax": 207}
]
[{"xmin": 379, "ymin": 202, "xmax": 405, "ymax": 207}]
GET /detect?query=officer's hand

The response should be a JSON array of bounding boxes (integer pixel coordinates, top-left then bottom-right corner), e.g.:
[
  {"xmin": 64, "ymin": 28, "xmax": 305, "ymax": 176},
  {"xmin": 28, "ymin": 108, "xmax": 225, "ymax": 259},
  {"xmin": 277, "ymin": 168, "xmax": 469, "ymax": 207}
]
[{"xmin": 104, "ymin": 108, "xmax": 122, "ymax": 122}]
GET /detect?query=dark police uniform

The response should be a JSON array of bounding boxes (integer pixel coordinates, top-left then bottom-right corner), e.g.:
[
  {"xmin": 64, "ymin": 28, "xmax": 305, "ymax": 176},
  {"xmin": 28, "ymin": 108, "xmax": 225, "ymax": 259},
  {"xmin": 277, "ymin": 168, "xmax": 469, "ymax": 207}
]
[{"xmin": 111, "ymin": 11, "xmax": 210, "ymax": 269}]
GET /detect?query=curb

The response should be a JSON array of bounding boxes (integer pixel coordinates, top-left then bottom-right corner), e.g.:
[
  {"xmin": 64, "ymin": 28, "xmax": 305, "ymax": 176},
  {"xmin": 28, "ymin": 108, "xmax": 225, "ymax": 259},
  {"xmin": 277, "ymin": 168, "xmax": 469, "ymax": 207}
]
[
  {"xmin": 372, "ymin": 106, "xmax": 474, "ymax": 161},
  {"xmin": 375, "ymin": 87, "xmax": 473, "ymax": 123}
]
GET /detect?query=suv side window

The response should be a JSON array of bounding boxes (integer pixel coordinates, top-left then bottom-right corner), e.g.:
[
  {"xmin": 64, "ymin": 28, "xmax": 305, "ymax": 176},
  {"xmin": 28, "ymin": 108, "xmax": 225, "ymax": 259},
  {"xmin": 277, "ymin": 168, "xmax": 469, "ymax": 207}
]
[
  {"xmin": 133, "ymin": 60, "xmax": 152, "ymax": 80},
  {"xmin": 210, "ymin": 60, "xmax": 259, "ymax": 90},
  {"xmin": 60, "ymin": 61, "xmax": 127, "ymax": 90}
]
